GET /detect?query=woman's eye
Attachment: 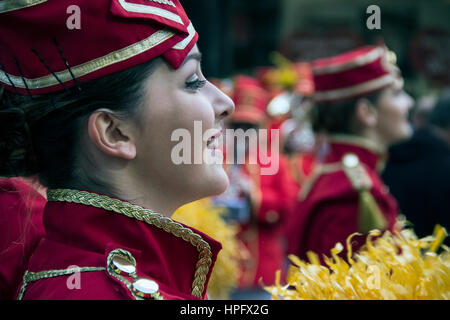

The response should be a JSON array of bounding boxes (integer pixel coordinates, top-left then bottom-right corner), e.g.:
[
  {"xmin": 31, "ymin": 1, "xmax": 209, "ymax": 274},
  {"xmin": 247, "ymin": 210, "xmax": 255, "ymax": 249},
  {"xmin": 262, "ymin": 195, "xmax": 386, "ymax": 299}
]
[{"xmin": 185, "ymin": 75, "xmax": 206, "ymax": 91}]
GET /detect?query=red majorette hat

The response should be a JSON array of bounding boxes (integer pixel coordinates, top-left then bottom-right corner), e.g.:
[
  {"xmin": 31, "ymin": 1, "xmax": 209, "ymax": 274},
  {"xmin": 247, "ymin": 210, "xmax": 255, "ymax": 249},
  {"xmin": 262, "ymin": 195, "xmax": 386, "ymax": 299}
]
[
  {"xmin": 312, "ymin": 45, "xmax": 403, "ymax": 103},
  {"xmin": 231, "ymin": 75, "xmax": 268, "ymax": 125},
  {"xmin": 0, "ymin": 0, "xmax": 198, "ymax": 95}
]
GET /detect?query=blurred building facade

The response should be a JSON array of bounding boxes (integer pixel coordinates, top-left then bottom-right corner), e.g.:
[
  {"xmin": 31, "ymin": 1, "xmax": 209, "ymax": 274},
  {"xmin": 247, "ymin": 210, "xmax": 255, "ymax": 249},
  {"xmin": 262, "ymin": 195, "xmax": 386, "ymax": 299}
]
[{"xmin": 183, "ymin": 0, "xmax": 450, "ymax": 96}]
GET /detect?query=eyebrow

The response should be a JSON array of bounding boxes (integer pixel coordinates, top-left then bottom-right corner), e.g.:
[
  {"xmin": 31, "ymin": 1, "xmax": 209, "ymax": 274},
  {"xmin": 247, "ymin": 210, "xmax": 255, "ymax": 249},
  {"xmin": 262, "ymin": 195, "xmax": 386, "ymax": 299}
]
[{"xmin": 181, "ymin": 52, "xmax": 202, "ymax": 66}]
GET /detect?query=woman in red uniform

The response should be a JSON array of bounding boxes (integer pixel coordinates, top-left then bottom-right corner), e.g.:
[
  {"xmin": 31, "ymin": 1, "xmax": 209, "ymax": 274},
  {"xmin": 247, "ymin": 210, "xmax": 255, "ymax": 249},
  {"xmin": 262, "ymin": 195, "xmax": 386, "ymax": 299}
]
[
  {"xmin": 0, "ymin": 0, "xmax": 233, "ymax": 300},
  {"xmin": 290, "ymin": 46, "xmax": 414, "ymax": 264},
  {"xmin": 0, "ymin": 178, "xmax": 45, "ymax": 300}
]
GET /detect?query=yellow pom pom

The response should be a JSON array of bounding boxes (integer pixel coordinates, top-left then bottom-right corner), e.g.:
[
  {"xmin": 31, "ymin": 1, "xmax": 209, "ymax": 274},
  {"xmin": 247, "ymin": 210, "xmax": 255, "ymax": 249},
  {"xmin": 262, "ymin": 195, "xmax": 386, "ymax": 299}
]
[{"xmin": 266, "ymin": 225, "xmax": 450, "ymax": 300}]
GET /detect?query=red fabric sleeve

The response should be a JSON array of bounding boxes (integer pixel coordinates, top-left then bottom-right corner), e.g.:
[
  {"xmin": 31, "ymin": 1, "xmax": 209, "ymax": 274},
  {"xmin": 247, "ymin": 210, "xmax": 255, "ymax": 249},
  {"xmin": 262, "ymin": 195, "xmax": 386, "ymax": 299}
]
[
  {"xmin": 0, "ymin": 178, "xmax": 46, "ymax": 300},
  {"xmin": 254, "ymin": 157, "xmax": 296, "ymax": 227},
  {"xmin": 305, "ymin": 199, "xmax": 367, "ymax": 264}
]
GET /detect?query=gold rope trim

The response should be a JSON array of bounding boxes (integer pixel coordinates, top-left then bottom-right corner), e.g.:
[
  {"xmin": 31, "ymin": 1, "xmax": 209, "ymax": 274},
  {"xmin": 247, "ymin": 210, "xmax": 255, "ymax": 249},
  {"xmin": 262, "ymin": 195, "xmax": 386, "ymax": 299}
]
[
  {"xmin": 148, "ymin": 0, "xmax": 176, "ymax": 8},
  {"xmin": 117, "ymin": 0, "xmax": 182, "ymax": 24},
  {"xmin": 0, "ymin": 0, "xmax": 47, "ymax": 14},
  {"xmin": 46, "ymin": 189, "xmax": 212, "ymax": 299},
  {"xmin": 17, "ymin": 266, "xmax": 105, "ymax": 300},
  {"xmin": 173, "ymin": 22, "xmax": 196, "ymax": 50},
  {"xmin": 0, "ymin": 29, "xmax": 174, "ymax": 90}
]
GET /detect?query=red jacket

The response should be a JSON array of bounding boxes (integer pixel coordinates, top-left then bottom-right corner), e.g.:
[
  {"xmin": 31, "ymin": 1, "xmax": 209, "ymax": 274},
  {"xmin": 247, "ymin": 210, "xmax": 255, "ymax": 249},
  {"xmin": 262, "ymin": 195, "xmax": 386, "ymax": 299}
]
[
  {"xmin": 286, "ymin": 153, "xmax": 316, "ymax": 193},
  {"xmin": 16, "ymin": 189, "xmax": 221, "ymax": 300},
  {"xmin": 290, "ymin": 135, "xmax": 399, "ymax": 264},
  {"xmin": 235, "ymin": 154, "xmax": 295, "ymax": 287},
  {"xmin": 0, "ymin": 178, "xmax": 46, "ymax": 300},
  {"xmin": 284, "ymin": 153, "xmax": 316, "ymax": 256}
]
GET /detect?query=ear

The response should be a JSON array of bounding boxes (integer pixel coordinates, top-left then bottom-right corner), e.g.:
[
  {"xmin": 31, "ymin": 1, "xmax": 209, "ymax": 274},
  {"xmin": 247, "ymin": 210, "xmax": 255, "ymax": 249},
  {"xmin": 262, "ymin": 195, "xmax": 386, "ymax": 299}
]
[
  {"xmin": 355, "ymin": 98, "xmax": 378, "ymax": 128},
  {"xmin": 87, "ymin": 110, "xmax": 137, "ymax": 160}
]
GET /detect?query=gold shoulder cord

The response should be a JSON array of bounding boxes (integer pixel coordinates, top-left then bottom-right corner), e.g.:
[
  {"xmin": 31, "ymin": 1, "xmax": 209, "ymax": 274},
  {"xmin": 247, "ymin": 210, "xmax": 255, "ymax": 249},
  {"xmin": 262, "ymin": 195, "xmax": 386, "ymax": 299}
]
[
  {"xmin": 340, "ymin": 155, "xmax": 388, "ymax": 233},
  {"xmin": 299, "ymin": 155, "xmax": 388, "ymax": 234},
  {"xmin": 46, "ymin": 189, "xmax": 212, "ymax": 299},
  {"xmin": 17, "ymin": 266, "xmax": 105, "ymax": 300}
]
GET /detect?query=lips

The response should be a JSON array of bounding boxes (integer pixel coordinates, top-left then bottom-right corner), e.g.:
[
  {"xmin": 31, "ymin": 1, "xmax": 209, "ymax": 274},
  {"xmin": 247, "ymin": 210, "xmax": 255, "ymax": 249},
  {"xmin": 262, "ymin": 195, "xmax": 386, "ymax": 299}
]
[{"xmin": 207, "ymin": 129, "xmax": 222, "ymax": 150}]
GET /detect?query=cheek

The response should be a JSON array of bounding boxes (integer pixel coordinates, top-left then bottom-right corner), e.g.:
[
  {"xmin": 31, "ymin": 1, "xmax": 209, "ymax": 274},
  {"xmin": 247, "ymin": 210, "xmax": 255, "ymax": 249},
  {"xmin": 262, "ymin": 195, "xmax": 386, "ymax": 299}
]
[
  {"xmin": 378, "ymin": 96, "xmax": 408, "ymax": 124},
  {"xmin": 377, "ymin": 99, "xmax": 412, "ymax": 140},
  {"xmin": 135, "ymin": 89, "xmax": 182, "ymax": 177},
  {"xmin": 139, "ymin": 91, "xmax": 224, "ymax": 185}
]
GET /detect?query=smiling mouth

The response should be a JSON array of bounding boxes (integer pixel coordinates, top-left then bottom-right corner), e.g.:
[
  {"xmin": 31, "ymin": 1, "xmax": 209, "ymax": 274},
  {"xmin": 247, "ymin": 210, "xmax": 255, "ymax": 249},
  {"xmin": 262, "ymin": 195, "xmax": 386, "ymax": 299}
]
[{"xmin": 206, "ymin": 130, "xmax": 222, "ymax": 150}]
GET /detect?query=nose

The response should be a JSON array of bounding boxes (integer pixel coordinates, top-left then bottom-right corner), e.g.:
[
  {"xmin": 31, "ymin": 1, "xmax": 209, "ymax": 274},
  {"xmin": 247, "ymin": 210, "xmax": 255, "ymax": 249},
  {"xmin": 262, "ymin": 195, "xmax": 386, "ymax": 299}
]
[{"xmin": 208, "ymin": 81, "xmax": 235, "ymax": 121}]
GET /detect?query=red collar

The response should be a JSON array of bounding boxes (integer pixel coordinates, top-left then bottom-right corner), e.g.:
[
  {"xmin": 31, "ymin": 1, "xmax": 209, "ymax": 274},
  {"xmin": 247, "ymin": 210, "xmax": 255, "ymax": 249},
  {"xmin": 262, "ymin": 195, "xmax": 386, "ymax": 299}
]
[
  {"xmin": 43, "ymin": 189, "xmax": 222, "ymax": 299},
  {"xmin": 325, "ymin": 135, "xmax": 387, "ymax": 171}
]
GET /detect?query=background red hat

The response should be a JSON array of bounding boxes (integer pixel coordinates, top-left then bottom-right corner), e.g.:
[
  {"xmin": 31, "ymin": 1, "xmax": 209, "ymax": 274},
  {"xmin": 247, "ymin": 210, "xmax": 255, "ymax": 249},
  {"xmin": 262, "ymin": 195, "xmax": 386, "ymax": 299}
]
[
  {"xmin": 0, "ymin": 0, "xmax": 198, "ymax": 95},
  {"xmin": 312, "ymin": 45, "xmax": 403, "ymax": 103},
  {"xmin": 231, "ymin": 75, "xmax": 268, "ymax": 125}
]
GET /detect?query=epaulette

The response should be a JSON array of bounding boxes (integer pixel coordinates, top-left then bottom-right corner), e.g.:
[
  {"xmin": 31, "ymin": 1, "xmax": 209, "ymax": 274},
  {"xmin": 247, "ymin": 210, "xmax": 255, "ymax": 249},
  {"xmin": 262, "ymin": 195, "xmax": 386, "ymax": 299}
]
[
  {"xmin": 299, "ymin": 153, "xmax": 388, "ymax": 233},
  {"xmin": 341, "ymin": 153, "xmax": 373, "ymax": 191},
  {"xmin": 299, "ymin": 153, "xmax": 372, "ymax": 201},
  {"xmin": 16, "ymin": 248, "xmax": 164, "ymax": 300},
  {"xmin": 341, "ymin": 153, "xmax": 387, "ymax": 233}
]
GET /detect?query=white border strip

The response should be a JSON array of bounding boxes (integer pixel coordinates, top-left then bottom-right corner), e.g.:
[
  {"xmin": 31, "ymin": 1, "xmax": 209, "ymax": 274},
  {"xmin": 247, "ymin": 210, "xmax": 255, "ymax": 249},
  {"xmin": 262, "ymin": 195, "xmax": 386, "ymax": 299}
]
[
  {"xmin": 314, "ymin": 74, "xmax": 394, "ymax": 102},
  {"xmin": 313, "ymin": 47, "xmax": 384, "ymax": 75},
  {"xmin": 118, "ymin": 0, "xmax": 183, "ymax": 25},
  {"xmin": 172, "ymin": 22, "xmax": 195, "ymax": 50},
  {"xmin": 0, "ymin": 29, "xmax": 174, "ymax": 90}
]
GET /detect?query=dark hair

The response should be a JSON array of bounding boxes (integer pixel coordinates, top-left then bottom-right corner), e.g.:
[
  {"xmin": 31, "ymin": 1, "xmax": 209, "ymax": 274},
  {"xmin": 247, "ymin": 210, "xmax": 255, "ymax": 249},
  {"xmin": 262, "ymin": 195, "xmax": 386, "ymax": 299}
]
[
  {"xmin": 0, "ymin": 58, "xmax": 161, "ymax": 190},
  {"xmin": 310, "ymin": 91, "xmax": 381, "ymax": 135},
  {"xmin": 429, "ymin": 91, "xmax": 450, "ymax": 130}
]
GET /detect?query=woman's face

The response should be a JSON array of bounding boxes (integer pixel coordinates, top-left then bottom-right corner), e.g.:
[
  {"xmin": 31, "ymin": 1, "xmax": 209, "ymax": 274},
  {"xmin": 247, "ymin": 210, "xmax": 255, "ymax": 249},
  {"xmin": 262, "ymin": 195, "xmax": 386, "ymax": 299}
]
[
  {"xmin": 374, "ymin": 84, "xmax": 414, "ymax": 146},
  {"xmin": 133, "ymin": 45, "xmax": 234, "ymax": 206}
]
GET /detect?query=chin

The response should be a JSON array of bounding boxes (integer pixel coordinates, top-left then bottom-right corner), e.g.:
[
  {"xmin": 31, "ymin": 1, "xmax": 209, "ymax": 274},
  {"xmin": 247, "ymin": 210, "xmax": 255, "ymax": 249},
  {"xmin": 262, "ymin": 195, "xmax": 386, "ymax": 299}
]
[
  {"xmin": 388, "ymin": 124, "xmax": 413, "ymax": 145},
  {"xmin": 203, "ymin": 165, "xmax": 229, "ymax": 197}
]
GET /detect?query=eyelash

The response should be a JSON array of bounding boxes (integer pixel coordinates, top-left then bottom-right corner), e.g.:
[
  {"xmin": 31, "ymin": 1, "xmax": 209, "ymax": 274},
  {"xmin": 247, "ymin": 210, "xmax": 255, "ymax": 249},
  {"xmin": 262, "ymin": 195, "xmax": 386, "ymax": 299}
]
[{"xmin": 185, "ymin": 78, "xmax": 207, "ymax": 91}]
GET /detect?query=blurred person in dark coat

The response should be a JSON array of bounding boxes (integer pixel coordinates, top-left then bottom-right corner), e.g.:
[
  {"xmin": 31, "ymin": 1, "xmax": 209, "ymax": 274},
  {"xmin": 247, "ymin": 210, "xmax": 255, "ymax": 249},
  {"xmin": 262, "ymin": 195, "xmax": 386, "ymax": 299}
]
[{"xmin": 383, "ymin": 91, "xmax": 450, "ymax": 243}]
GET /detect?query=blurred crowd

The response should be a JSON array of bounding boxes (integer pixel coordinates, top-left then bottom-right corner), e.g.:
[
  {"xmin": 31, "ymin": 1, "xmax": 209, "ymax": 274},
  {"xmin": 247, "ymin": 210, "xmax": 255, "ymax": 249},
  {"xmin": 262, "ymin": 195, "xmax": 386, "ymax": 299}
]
[
  {"xmin": 1, "ymin": 45, "xmax": 449, "ymax": 300},
  {"xmin": 207, "ymin": 46, "xmax": 450, "ymax": 299}
]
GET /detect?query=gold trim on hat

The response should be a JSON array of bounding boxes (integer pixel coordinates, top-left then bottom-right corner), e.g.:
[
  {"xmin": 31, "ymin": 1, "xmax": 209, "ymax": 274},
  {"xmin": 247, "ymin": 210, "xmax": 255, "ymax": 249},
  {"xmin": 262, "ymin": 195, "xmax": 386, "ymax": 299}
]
[
  {"xmin": 148, "ymin": 0, "xmax": 176, "ymax": 8},
  {"xmin": 0, "ymin": 0, "xmax": 47, "ymax": 14},
  {"xmin": 313, "ymin": 47, "xmax": 384, "ymax": 75},
  {"xmin": 0, "ymin": 29, "xmax": 175, "ymax": 90},
  {"xmin": 314, "ymin": 73, "xmax": 394, "ymax": 102},
  {"xmin": 173, "ymin": 22, "xmax": 195, "ymax": 50},
  {"xmin": 117, "ymin": 0, "xmax": 183, "ymax": 24},
  {"xmin": 46, "ymin": 189, "xmax": 213, "ymax": 299}
]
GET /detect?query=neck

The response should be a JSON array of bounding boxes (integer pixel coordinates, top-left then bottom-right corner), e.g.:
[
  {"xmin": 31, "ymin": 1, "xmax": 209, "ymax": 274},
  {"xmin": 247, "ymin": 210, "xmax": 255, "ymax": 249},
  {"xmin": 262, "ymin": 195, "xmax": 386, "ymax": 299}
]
[
  {"xmin": 359, "ymin": 129, "xmax": 389, "ymax": 152},
  {"xmin": 327, "ymin": 133, "xmax": 387, "ymax": 171},
  {"xmin": 75, "ymin": 169, "xmax": 182, "ymax": 218},
  {"xmin": 328, "ymin": 133, "xmax": 386, "ymax": 155},
  {"xmin": 76, "ymin": 146, "xmax": 186, "ymax": 216},
  {"xmin": 118, "ymin": 182, "xmax": 181, "ymax": 217}
]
